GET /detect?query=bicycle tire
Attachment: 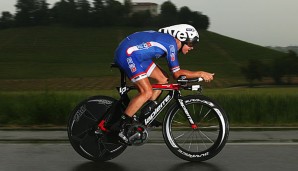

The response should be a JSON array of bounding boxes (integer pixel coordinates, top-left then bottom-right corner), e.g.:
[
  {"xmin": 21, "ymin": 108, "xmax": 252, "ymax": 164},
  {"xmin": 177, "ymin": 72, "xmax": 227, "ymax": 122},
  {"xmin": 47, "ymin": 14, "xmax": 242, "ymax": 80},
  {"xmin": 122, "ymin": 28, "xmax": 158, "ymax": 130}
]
[
  {"xmin": 163, "ymin": 95, "xmax": 229, "ymax": 162},
  {"xmin": 67, "ymin": 96, "xmax": 127, "ymax": 162}
]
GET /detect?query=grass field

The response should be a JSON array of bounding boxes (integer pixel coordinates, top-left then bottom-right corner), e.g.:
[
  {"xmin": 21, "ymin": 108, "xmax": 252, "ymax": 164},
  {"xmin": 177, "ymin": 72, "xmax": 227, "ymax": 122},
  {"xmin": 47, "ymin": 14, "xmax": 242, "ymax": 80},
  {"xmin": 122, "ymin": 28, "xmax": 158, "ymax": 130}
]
[
  {"xmin": 205, "ymin": 87, "xmax": 298, "ymax": 126},
  {"xmin": 0, "ymin": 87, "xmax": 297, "ymax": 126},
  {"xmin": 0, "ymin": 26, "xmax": 286, "ymax": 89}
]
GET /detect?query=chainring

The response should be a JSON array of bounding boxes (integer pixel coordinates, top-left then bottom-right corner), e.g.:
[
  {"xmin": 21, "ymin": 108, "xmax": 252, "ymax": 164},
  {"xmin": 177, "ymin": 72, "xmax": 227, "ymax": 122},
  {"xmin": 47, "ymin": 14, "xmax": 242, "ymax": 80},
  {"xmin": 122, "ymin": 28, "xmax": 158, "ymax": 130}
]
[{"xmin": 127, "ymin": 123, "xmax": 149, "ymax": 146}]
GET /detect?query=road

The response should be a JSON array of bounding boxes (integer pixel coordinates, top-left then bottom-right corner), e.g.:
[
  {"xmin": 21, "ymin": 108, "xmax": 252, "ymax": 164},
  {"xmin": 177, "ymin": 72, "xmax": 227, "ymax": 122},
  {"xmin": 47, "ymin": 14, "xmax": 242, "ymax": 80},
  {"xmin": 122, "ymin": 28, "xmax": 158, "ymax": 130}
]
[{"xmin": 0, "ymin": 143, "xmax": 297, "ymax": 171}]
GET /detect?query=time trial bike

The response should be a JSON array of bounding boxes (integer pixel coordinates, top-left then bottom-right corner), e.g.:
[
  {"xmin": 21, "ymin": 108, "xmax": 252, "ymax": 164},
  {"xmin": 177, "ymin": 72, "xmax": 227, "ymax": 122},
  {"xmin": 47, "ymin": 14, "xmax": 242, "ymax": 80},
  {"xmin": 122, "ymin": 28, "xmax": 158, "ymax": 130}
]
[{"xmin": 67, "ymin": 63, "xmax": 229, "ymax": 162}]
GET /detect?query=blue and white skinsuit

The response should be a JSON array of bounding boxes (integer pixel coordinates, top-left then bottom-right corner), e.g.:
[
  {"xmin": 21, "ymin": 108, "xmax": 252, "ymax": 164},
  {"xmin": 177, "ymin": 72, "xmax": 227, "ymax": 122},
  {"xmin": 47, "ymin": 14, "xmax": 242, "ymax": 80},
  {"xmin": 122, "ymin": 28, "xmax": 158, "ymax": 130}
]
[{"xmin": 114, "ymin": 31, "xmax": 180, "ymax": 82}]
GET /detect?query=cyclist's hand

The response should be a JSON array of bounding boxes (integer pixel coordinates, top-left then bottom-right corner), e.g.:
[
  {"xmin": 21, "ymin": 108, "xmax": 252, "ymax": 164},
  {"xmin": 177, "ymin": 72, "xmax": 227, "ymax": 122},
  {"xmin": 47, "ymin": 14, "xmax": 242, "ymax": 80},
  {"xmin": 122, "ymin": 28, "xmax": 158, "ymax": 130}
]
[{"xmin": 200, "ymin": 72, "xmax": 214, "ymax": 82}]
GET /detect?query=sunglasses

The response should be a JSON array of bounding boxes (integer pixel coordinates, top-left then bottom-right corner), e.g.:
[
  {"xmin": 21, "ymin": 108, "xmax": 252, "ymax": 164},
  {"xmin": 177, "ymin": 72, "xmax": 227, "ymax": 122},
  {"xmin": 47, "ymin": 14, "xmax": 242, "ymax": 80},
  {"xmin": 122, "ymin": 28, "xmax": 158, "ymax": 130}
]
[{"xmin": 185, "ymin": 37, "xmax": 199, "ymax": 47}]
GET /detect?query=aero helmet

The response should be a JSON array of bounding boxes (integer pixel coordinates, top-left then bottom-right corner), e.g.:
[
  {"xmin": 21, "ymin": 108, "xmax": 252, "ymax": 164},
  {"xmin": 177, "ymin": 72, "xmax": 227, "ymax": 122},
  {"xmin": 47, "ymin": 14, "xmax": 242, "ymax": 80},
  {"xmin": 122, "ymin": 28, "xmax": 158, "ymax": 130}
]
[{"xmin": 158, "ymin": 24, "xmax": 199, "ymax": 47}]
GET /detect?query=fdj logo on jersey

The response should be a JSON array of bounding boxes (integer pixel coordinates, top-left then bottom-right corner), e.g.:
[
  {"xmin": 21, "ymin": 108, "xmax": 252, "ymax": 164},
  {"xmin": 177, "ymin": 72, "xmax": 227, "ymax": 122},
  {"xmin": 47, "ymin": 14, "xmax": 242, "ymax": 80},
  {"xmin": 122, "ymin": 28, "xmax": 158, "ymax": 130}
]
[
  {"xmin": 136, "ymin": 42, "xmax": 152, "ymax": 50},
  {"xmin": 127, "ymin": 57, "xmax": 137, "ymax": 73},
  {"xmin": 169, "ymin": 45, "xmax": 175, "ymax": 61}
]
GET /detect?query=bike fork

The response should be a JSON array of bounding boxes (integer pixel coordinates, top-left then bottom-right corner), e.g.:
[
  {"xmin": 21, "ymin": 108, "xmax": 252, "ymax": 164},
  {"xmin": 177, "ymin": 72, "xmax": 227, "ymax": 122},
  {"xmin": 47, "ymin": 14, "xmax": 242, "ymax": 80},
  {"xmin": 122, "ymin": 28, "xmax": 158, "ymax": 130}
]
[{"xmin": 177, "ymin": 98, "xmax": 198, "ymax": 129}]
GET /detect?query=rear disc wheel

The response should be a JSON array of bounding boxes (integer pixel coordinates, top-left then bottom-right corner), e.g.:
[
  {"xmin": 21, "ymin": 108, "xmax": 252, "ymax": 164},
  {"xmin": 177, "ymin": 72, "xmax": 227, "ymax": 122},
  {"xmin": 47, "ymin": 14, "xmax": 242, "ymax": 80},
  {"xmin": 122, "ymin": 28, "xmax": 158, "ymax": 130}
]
[{"xmin": 67, "ymin": 96, "xmax": 127, "ymax": 161}]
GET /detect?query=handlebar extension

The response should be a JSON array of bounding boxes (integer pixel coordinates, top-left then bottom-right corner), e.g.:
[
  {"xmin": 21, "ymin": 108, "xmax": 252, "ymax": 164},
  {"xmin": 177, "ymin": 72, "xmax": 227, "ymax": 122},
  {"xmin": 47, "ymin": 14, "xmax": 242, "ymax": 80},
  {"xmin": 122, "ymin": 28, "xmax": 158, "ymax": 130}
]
[{"xmin": 177, "ymin": 75, "xmax": 204, "ymax": 83}]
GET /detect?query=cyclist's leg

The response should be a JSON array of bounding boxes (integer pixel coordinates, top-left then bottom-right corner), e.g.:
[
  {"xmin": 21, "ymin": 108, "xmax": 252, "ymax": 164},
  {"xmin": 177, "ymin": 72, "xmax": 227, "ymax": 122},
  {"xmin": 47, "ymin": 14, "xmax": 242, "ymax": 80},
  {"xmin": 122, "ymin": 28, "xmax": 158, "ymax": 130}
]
[
  {"xmin": 115, "ymin": 56, "xmax": 153, "ymax": 117},
  {"xmin": 124, "ymin": 78, "xmax": 153, "ymax": 116},
  {"xmin": 147, "ymin": 64, "xmax": 169, "ymax": 100},
  {"xmin": 134, "ymin": 62, "xmax": 167, "ymax": 126},
  {"xmin": 115, "ymin": 55, "xmax": 154, "ymax": 143}
]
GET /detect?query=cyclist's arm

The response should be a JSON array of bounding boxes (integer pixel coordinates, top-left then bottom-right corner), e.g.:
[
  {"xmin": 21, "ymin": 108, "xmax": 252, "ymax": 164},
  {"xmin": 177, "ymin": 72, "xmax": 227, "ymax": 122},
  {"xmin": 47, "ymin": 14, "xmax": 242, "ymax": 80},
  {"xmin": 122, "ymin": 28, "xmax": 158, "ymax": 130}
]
[{"xmin": 173, "ymin": 69, "xmax": 214, "ymax": 82}]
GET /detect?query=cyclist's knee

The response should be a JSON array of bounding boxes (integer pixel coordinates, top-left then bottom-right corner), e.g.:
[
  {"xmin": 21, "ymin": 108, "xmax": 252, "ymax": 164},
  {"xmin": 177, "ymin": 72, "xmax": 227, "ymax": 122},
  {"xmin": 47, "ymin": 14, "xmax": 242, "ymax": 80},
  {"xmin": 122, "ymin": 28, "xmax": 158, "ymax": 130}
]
[
  {"xmin": 140, "ymin": 88, "xmax": 153, "ymax": 100},
  {"xmin": 155, "ymin": 75, "xmax": 169, "ymax": 84}
]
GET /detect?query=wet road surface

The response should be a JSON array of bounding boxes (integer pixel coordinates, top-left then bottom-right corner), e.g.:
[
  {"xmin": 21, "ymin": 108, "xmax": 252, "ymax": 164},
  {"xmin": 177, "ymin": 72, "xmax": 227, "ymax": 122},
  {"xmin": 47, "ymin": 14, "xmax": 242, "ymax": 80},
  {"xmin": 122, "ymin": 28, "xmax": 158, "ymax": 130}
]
[{"xmin": 0, "ymin": 142, "xmax": 297, "ymax": 171}]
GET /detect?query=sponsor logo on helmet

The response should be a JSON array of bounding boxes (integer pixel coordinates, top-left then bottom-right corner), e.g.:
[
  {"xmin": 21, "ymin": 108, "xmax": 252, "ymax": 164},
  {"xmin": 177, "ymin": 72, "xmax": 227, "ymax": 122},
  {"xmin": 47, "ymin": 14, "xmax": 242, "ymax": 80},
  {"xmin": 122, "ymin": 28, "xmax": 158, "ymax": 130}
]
[
  {"xmin": 159, "ymin": 28, "xmax": 197, "ymax": 42},
  {"xmin": 186, "ymin": 28, "xmax": 195, "ymax": 32}
]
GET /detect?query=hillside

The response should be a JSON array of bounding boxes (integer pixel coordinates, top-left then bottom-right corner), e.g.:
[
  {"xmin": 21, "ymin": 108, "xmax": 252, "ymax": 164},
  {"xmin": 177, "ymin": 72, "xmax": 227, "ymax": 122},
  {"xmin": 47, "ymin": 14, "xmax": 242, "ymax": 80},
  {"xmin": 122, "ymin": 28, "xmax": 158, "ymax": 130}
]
[
  {"xmin": 267, "ymin": 46, "xmax": 298, "ymax": 54},
  {"xmin": 0, "ymin": 26, "xmax": 285, "ymax": 90}
]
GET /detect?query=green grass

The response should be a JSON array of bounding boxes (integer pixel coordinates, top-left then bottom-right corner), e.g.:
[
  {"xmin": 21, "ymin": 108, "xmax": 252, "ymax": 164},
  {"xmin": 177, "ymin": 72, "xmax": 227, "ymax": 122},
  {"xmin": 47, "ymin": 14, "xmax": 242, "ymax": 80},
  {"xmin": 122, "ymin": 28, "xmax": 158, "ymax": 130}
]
[
  {"xmin": 0, "ymin": 26, "xmax": 285, "ymax": 89},
  {"xmin": 0, "ymin": 88, "xmax": 297, "ymax": 126},
  {"xmin": 0, "ymin": 26, "xmax": 137, "ymax": 79},
  {"xmin": 204, "ymin": 87, "xmax": 298, "ymax": 126}
]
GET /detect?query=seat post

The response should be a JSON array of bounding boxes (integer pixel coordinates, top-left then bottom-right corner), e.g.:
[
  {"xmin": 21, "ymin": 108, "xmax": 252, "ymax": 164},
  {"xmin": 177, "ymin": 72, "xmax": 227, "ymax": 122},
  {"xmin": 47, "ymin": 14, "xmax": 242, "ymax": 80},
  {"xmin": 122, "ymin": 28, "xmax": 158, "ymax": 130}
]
[{"xmin": 120, "ymin": 69, "xmax": 126, "ymax": 87}]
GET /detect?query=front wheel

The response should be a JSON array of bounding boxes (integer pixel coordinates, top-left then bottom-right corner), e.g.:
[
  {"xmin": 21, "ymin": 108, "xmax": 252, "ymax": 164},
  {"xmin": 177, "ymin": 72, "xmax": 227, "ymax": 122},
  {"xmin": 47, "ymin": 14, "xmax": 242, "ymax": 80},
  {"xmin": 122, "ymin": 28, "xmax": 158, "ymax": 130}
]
[{"xmin": 163, "ymin": 95, "xmax": 229, "ymax": 162}]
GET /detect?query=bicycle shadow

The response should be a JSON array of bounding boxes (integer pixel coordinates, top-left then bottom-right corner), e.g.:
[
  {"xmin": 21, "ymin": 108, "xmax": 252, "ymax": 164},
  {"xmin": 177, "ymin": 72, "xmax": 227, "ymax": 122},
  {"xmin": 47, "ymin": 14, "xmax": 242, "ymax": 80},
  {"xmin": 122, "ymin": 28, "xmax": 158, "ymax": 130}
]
[
  {"xmin": 72, "ymin": 160, "xmax": 221, "ymax": 171},
  {"xmin": 168, "ymin": 161, "xmax": 222, "ymax": 171},
  {"xmin": 72, "ymin": 161, "xmax": 128, "ymax": 171}
]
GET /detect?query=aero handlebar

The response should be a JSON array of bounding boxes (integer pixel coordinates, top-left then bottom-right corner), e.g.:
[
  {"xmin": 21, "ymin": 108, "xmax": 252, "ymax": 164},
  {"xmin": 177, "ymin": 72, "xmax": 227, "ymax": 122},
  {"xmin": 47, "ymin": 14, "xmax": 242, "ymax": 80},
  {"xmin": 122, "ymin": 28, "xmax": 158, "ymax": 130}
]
[{"xmin": 177, "ymin": 75, "xmax": 204, "ymax": 83}]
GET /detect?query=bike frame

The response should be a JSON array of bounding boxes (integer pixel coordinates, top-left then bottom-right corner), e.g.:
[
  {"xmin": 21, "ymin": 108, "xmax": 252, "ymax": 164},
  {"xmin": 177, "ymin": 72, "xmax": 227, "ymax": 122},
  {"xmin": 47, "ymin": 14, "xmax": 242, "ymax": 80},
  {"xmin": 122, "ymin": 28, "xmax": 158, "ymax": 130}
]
[{"xmin": 111, "ymin": 63, "xmax": 201, "ymax": 128}]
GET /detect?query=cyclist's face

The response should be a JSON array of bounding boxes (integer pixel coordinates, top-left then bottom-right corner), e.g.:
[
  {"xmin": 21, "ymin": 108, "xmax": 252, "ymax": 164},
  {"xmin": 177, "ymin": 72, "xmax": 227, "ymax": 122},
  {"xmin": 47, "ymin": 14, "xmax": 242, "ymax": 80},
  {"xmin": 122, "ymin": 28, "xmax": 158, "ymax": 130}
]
[
  {"xmin": 182, "ymin": 44, "xmax": 193, "ymax": 54},
  {"xmin": 176, "ymin": 39, "xmax": 194, "ymax": 54}
]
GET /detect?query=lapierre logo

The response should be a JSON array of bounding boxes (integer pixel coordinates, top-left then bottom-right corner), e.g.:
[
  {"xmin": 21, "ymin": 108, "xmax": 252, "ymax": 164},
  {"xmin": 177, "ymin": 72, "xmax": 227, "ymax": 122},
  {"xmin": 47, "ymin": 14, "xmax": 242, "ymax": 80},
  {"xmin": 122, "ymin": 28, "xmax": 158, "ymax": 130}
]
[
  {"xmin": 119, "ymin": 86, "xmax": 128, "ymax": 95},
  {"xmin": 145, "ymin": 95, "xmax": 172, "ymax": 125}
]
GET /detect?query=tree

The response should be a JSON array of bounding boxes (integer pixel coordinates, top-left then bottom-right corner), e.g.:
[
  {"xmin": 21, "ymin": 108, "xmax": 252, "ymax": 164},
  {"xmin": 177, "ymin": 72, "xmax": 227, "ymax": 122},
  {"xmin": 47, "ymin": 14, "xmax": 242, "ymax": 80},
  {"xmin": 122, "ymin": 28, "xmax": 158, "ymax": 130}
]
[
  {"xmin": 6, "ymin": 0, "xmax": 211, "ymax": 28},
  {"xmin": 272, "ymin": 50, "xmax": 298, "ymax": 84},
  {"xmin": 15, "ymin": 0, "xmax": 36, "ymax": 26},
  {"xmin": 159, "ymin": 1, "xmax": 178, "ymax": 26},
  {"xmin": 241, "ymin": 59, "xmax": 266, "ymax": 87},
  {"xmin": 0, "ymin": 12, "xmax": 14, "ymax": 29},
  {"xmin": 177, "ymin": 7, "xmax": 209, "ymax": 30},
  {"xmin": 123, "ymin": 0, "xmax": 132, "ymax": 15},
  {"xmin": 128, "ymin": 10, "xmax": 152, "ymax": 27},
  {"xmin": 34, "ymin": 0, "xmax": 50, "ymax": 25},
  {"xmin": 15, "ymin": 0, "xmax": 50, "ymax": 26},
  {"xmin": 76, "ymin": 0, "xmax": 91, "ymax": 26},
  {"xmin": 91, "ymin": 0, "xmax": 105, "ymax": 26},
  {"xmin": 191, "ymin": 11, "xmax": 209, "ymax": 30},
  {"xmin": 178, "ymin": 6, "xmax": 192, "ymax": 24},
  {"xmin": 284, "ymin": 50, "xmax": 298, "ymax": 84},
  {"xmin": 51, "ymin": 0, "xmax": 77, "ymax": 25},
  {"xmin": 271, "ymin": 57, "xmax": 285, "ymax": 84},
  {"xmin": 104, "ymin": 0, "xmax": 125, "ymax": 26}
]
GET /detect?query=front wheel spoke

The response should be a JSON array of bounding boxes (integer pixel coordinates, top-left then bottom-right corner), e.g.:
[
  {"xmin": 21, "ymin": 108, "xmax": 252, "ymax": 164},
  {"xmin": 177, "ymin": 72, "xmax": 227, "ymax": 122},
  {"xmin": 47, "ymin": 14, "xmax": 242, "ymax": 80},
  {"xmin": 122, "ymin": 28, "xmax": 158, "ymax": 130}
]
[
  {"xmin": 192, "ymin": 104, "xmax": 196, "ymax": 116},
  {"xmin": 199, "ymin": 130, "xmax": 214, "ymax": 144},
  {"xmin": 195, "ymin": 129, "xmax": 207, "ymax": 149},
  {"xmin": 199, "ymin": 105, "xmax": 204, "ymax": 117},
  {"xmin": 193, "ymin": 130, "xmax": 201, "ymax": 152},
  {"xmin": 174, "ymin": 132, "xmax": 185, "ymax": 140},
  {"xmin": 173, "ymin": 119, "xmax": 185, "ymax": 125},
  {"xmin": 188, "ymin": 132, "xmax": 194, "ymax": 151},
  {"xmin": 206, "ymin": 116, "xmax": 217, "ymax": 123},
  {"xmin": 181, "ymin": 130, "xmax": 193, "ymax": 145},
  {"xmin": 198, "ymin": 109, "xmax": 212, "ymax": 125}
]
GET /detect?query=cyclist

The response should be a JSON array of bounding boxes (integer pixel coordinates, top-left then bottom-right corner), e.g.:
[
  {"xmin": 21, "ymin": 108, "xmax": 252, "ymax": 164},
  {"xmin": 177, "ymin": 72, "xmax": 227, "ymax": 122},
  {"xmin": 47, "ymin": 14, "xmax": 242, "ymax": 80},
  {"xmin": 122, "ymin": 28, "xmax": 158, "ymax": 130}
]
[{"xmin": 113, "ymin": 24, "xmax": 214, "ymax": 144}]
